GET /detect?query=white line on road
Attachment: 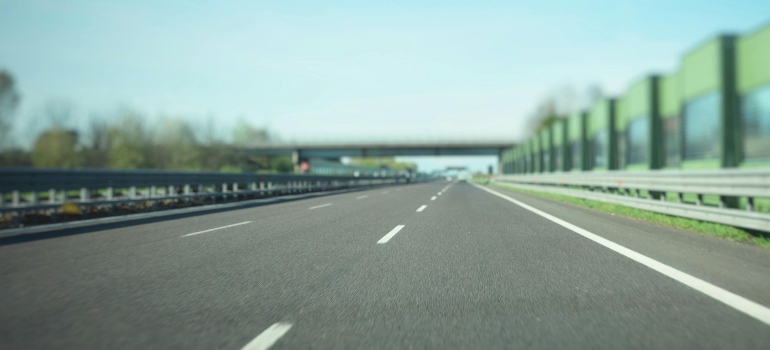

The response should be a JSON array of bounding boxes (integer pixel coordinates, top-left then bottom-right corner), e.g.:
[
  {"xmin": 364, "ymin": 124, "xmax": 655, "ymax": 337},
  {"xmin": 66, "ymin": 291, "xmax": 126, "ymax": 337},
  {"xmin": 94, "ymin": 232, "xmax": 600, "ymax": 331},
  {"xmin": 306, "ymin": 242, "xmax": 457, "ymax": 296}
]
[
  {"xmin": 377, "ymin": 225, "xmax": 405, "ymax": 244},
  {"xmin": 381, "ymin": 191, "xmax": 389, "ymax": 194},
  {"xmin": 469, "ymin": 182, "xmax": 770, "ymax": 327},
  {"xmin": 431, "ymin": 196, "xmax": 436, "ymax": 201},
  {"xmin": 180, "ymin": 221, "xmax": 252, "ymax": 237},
  {"xmin": 438, "ymin": 192, "xmax": 442, "ymax": 195},
  {"xmin": 416, "ymin": 205, "xmax": 427, "ymax": 212},
  {"xmin": 309, "ymin": 203, "xmax": 332, "ymax": 210},
  {"xmin": 356, "ymin": 195, "xmax": 369, "ymax": 199},
  {"xmin": 241, "ymin": 322, "xmax": 293, "ymax": 350}
]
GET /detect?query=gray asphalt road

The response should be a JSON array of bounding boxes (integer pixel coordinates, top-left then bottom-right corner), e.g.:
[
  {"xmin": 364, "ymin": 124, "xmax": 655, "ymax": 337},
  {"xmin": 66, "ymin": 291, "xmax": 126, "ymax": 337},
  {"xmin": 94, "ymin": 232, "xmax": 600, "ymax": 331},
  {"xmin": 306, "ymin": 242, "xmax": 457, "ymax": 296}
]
[{"xmin": 1, "ymin": 180, "xmax": 769, "ymax": 349}]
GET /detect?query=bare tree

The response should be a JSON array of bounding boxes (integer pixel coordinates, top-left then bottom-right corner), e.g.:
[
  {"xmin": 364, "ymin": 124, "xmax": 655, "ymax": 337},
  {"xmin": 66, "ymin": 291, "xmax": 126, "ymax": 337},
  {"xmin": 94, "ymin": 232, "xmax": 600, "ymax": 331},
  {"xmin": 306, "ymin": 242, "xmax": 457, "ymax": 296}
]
[
  {"xmin": 580, "ymin": 84, "xmax": 604, "ymax": 110},
  {"xmin": 525, "ymin": 83, "xmax": 605, "ymax": 136},
  {"xmin": 0, "ymin": 70, "xmax": 21, "ymax": 149},
  {"xmin": 83, "ymin": 116, "xmax": 110, "ymax": 168},
  {"xmin": 525, "ymin": 94, "xmax": 562, "ymax": 135},
  {"xmin": 43, "ymin": 99, "xmax": 75, "ymax": 129}
]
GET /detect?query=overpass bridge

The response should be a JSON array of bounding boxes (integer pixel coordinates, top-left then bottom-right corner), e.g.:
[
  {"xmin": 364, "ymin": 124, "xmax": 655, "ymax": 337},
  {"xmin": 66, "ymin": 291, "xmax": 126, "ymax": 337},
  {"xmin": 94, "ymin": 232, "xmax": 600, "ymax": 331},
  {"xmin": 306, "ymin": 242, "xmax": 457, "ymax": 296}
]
[
  {"xmin": 238, "ymin": 140, "xmax": 517, "ymax": 172},
  {"xmin": 239, "ymin": 140, "xmax": 516, "ymax": 157}
]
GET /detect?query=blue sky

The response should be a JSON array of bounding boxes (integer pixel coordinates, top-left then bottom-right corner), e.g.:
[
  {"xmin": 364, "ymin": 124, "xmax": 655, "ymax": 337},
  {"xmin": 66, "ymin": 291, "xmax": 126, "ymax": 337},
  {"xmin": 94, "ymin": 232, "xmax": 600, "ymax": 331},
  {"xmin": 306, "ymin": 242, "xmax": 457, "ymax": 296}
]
[{"xmin": 1, "ymin": 0, "xmax": 769, "ymax": 172}]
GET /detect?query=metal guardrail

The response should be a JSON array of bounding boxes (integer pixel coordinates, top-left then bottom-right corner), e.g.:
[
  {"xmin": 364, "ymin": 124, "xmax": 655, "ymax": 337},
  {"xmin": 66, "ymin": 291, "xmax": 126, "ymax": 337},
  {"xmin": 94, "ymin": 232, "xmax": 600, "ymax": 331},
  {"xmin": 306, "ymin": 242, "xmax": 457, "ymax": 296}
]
[
  {"xmin": 0, "ymin": 168, "xmax": 419, "ymax": 228},
  {"xmin": 494, "ymin": 169, "xmax": 770, "ymax": 232}
]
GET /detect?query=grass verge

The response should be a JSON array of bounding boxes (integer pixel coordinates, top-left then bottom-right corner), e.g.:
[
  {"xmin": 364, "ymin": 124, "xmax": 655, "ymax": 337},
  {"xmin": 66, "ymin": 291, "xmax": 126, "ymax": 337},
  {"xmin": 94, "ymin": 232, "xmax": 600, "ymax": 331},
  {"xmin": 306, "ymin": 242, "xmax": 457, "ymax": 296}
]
[{"xmin": 475, "ymin": 179, "xmax": 770, "ymax": 250}]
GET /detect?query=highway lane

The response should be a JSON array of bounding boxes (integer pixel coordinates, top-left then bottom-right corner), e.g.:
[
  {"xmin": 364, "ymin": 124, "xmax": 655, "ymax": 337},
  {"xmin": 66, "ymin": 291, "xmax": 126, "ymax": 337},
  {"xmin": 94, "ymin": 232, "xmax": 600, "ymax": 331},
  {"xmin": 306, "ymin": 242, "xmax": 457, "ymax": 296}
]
[
  {"xmin": 1, "ymin": 180, "xmax": 769, "ymax": 349},
  {"xmin": 0, "ymin": 181, "xmax": 442, "ymax": 349}
]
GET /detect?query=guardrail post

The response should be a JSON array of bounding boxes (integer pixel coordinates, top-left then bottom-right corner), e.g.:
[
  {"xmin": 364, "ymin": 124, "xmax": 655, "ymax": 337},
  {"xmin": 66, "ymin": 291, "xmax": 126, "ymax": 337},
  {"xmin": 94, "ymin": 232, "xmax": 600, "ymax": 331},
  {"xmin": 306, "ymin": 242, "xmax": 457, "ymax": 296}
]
[
  {"xmin": 696, "ymin": 194, "xmax": 703, "ymax": 206},
  {"xmin": 183, "ymin": 184, "xmax": 191, "ymax": 206},
  {"xmin": 106, "ymin": 187, "xmax": 115, "ymax": 213},
  {"xmin": 80, "ymin": 204, "xmax": 88, "ymax": 219},
  {"xmin": 268, "ymin": 182, "xmax": 273, "ymax": 195},
  {"xmin": 12, "ymin": 211, "xmax": 20, "ymax": 228},
  {"xmin": 233, "ymin": 183, "xmax": 239, "ymax": 200},
  {"xmin": 12, "ymin": 190, "xmax": 20, "ymax": 207},
  {"xmin": 259, "ymin": 182, "xmax": 265, "ymax": 196},
  {"xmin": 747, "ymin": 197, "xmax": 754, "ymax": 212},
  {"xmin": 48, "ymin": 189, "xmax": 56, "ymax": 204},
  {"xmin": 168, "ymin": 185, "xmax": 176, "ymax": 208},
  {"xmin": 29, "ymin": 191, "xmax": 39, "ymax": 206}
]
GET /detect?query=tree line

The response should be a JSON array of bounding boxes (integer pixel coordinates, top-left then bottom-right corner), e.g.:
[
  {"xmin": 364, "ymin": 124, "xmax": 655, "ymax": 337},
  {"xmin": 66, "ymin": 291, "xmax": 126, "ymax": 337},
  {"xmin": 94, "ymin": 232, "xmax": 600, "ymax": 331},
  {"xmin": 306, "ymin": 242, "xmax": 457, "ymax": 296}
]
[{"xmin": 0, "ymin": 69, "xmax": 293, "ymax": 172}]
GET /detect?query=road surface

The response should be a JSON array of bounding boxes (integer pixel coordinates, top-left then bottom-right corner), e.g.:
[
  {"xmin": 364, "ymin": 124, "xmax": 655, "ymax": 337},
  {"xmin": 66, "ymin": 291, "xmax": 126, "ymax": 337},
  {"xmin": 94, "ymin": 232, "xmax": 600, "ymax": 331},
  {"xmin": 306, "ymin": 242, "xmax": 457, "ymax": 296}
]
[{"xmin": 1, "ymin": 180, "xmax": 769, "ymax": 349}]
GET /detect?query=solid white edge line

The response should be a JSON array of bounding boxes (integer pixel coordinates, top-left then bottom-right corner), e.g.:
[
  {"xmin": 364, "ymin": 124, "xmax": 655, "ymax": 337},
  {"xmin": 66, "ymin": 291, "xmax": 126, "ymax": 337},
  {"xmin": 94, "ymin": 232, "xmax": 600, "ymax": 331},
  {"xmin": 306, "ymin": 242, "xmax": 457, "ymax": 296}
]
[
  {"xmin": 416, "ymin": 205, "xmax": 427, "ymax": 212},
  {"xmin": 356, "ymin": 195, "xmax": 369, "ymax": 199},
  {"xmin": 431, "ymin": 196, "xmax": 436, "ymax": 201},
  {"xmin": 180, "ymin": 221, "xmax": 252, "ymax": 237},
  {"xmin": 377, "ymin": 225, "xmax": 405, "ymax": 244},
  {"xmin": 469, "ymin": 182, "xmax": 770, "ymax": 327},
  {"xmin": 309, "ymin": 203, "xmax": 333, "ymax": 210},
  {"xmin": 241, "ymin": 322, "xmax": 293, "ymax": 350}
]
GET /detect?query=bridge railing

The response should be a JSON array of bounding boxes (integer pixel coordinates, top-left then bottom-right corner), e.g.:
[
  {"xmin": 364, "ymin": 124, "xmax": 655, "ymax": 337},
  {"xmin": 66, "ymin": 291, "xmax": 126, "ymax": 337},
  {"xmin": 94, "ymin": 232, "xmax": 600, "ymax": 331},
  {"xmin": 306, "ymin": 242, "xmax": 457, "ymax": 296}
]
[
  {"xmin": 494, "ymin": 169, "xmax": 770, "ymax": 232},
  {"xmin": 0, "ymin": 168, "xmax": 416, "ymax": 229}
]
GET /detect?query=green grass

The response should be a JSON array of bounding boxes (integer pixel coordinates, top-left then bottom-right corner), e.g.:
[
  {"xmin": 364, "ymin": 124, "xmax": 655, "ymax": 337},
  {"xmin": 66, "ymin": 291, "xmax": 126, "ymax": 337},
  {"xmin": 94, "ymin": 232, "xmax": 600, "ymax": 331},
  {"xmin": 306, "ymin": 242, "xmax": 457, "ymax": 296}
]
[{"xmin": 475, "ymin": 179, "xmax": 770, "ymax": 250}]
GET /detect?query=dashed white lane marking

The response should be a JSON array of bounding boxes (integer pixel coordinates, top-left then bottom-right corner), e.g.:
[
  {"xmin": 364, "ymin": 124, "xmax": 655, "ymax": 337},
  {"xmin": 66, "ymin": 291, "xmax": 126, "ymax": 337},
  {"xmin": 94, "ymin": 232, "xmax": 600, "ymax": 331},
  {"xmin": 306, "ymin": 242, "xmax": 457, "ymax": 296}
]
[
  {"xmin": 416, "ymin": 205, "xmax": 427, "ymax": 212},
  {"xmin": 241, "ymin": 322, "xmax": 293, "ymax": 350},
  {"xmin": 309, "ymin": 203, "xmax": 332, "ymax": 210},
  {"xmin": 377, "ymin": 225, "xmax": 405, "ymax": 244},
  {"xmin": 356, "ymin": 195, "xmax": 369, "ymax": 199},
  {"xmin": 438, "ymin": 192, "xmax": 442, "ymax": 196},
  {"xmin": 381, "ymin": 191, "xmax": 389, "ymax": 194},
  {"xmin": 431, "ymin": 196, "xmax": 437, "ymax": 201},
  {"xmin": 470, "ymin": 182, "xmax": 770, "ymax": 327},
  {"xmin": 180, "ymin": 221, "xmax": 252, "ymax": 237}
]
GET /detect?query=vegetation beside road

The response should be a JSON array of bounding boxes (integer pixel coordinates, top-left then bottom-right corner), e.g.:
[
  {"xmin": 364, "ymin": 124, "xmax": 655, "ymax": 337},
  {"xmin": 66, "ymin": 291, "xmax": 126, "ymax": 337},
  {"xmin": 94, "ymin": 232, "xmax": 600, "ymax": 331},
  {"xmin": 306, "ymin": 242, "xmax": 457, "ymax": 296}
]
[{"xmin": 473, "ymin": 178, "xmax": 770, "ymax": 250}]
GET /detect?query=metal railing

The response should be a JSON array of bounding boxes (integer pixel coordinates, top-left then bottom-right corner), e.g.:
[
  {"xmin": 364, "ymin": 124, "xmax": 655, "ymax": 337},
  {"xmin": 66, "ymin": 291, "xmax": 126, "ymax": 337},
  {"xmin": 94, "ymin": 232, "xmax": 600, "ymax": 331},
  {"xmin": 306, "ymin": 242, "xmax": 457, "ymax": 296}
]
[
  {"xmin": 0, "ymin": 168, "xmax": 419, "ymax": 229},
  {"xmin": 494, "ymin": 169, "xmax": 770, "ymax": 232}
]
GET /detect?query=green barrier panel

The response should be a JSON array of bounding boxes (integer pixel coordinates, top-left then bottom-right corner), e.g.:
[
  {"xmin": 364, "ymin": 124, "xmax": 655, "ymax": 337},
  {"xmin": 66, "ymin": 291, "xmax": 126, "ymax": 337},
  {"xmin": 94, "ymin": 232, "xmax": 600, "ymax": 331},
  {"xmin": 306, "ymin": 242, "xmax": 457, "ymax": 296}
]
[
  {"xmin": 737, "ymin": 22, "xmax": 770, "ymax": 167},
  {"xmin": 587, "ymin": 99, "xmax": 617, "ymax": 171},
  {"xmin": 660, "ymin": 70, "xmax": 683, "ymax": 169},
  {"xmin": 522, "ymin": 141, "xmax": 532, "ymax": 174},
  {"xmin": 511, "ymin": 147, "xmax": 516, "ymax": 173},
  {"xmin": 616, "ymin": 75, "xmax": 661, "ymax": 171},
  {"xmin": 551, "ymin": 119, "xmax": 568, "ymax": 172},
  {"xmin": 680, "ymin": 35, "xmax": 738, "ymax": 169},
  {"xmin": 567, "ymin": 111, "xmax": 588, "ymax": 172},
  {"xmin": 531, "ymin": 135, "xmax": 541, "ymax": 173},
  {"xmin": 539, "ymin": 128, "xmax": 552, "ymax": 172}
]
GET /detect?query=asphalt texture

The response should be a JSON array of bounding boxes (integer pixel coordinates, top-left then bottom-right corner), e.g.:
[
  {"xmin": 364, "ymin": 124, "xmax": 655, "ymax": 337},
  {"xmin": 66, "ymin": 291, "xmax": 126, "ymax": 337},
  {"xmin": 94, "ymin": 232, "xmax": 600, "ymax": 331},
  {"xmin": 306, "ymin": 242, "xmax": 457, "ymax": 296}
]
[{"xmin": 1, "ymin": 180, "xmax": 769, "ymax": 349}]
